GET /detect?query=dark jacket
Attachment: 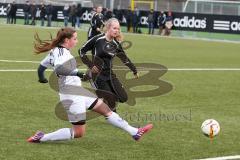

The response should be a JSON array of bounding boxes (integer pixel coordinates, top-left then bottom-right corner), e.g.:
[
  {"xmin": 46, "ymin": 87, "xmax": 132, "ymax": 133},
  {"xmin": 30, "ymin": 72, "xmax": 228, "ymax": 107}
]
[
  {"xmin": 76, "ymin": 4, "xmax": 82, "ymax": 17},
  {"xmin": 9, "ymin": 3, "xmax": 17, "ymax": 16},
  {"xmin": 46, "ymin": 4, "xmax": 53, "ymax": 15},
  {"xmin": 40, "ymin": 5, "xmax": 46, "ymax": 18},
  {"xmin": 23, "ymin": 4, "xmax": 30, "ymax": 12},
  {"xmin": 30, "ymin": 4, "xmax": 37, "ymax": 17}
]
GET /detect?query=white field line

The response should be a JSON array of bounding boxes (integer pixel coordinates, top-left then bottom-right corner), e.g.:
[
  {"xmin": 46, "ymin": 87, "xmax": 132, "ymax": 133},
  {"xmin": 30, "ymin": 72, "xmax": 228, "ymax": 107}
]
[
  {"xmin": 195, "ymin": 155, "xmax": 240, "ymax": 160},
  {"xmin": 167, "ymin": 68, "xmax": 240, "ymax": 71},
  {"xmin": 0, "ymin": 59, "xmax": 40, "ymax": 63},
  {"xmin": 0, "ymin": 59, "xmax": 240, "ymax": 71},
  {"xmin": 0, "ymin": 68, "xmax": 240, "ymax": 72},
  {"xmin": 0, "ymin": 69, "xmax": 50, "ymax": 72},
  {"xmin": 1, "ymin": 23, "xmax": 240, "ymax": 44}
]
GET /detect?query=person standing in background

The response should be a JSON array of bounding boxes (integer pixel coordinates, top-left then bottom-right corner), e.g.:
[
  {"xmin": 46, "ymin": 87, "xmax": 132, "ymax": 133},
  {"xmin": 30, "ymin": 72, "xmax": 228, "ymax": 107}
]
[
  {"xmin": 164, "ymin": 11, "xmax": 173, "ymax": 36},
  {"xmin": 6, "ymin": 3, "xmax": 11, "ymax": 24},
  {"xmin": 46, "ymin": 3, "xmax": 53, "ymax": 27},
  {"xmin": 23, "ymin": 0, "xmax": 30, "ymax": 25},
  {"xmin": 76, "ymin": 3, "xmax": 82, "ymax": 28},
  {"xmin": 10, "ymin": 1, "xmax": 17, "ymax": 24},
  {"xmin": 125, "ymin": 6, "xmax": 132, "ymax": 32},
  {"xmin": 69, "ymin": 3, "xmax": 77, "ymax": 28},
  {"xmin": 30, "ymin": 2, "xmax": 37, "ymax": 25},
  {"xmin": 40, "ymin": 3, "xmax": 46, "ymax": 26},
  {"xmin": 157, "ymin": 11, "xmax": 166, "ymax": 35},
  {"xmin": 63, "ymin": 4, "xmax": 70, "ymax": 27},
  {"xmin": 132, "ymin": 7, "xmax": 140, "ymax": 33},
  {"xmin": 147, "ymin": 9, "xmax": 155, "ymax": 34}
]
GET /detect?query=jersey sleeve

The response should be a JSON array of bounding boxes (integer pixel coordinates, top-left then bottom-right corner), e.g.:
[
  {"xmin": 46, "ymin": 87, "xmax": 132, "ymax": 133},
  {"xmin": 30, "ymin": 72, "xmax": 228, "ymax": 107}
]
[
  {"xmin": 91, "ymin": 13, "xmax": 104, "ymax": 30},
  {"xmin": 116, "ymin": 42, "xmax": 138, "ymax": 74},
  {"xmin": 37, "ymin": 64, "xmax": 48, "ymax": 82},
  {"xmin": 96, "ymin": 14, "xmax": 105, "ymax": 29},
  {"xmin": 40, "ymin": 53, "xmax": 53, "ymax": 68},
  {"xmin": 90, "ymin": 13, "xmax": 97, "ymax": 30},
  {"xmin": 78, "ymin": 35, "xmax": 100, "ymax": 68}
]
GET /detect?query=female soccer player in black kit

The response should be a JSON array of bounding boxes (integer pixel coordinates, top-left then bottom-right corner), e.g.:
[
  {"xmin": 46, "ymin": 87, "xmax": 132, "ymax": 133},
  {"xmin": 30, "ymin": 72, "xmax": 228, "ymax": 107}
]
[
  {"xmin": 79, "ymin": 18, "xmax": 139, "ymax": 112},
  {"xmin": 87, "ymin": 6, "xmax": 105, "ymax": 40}
]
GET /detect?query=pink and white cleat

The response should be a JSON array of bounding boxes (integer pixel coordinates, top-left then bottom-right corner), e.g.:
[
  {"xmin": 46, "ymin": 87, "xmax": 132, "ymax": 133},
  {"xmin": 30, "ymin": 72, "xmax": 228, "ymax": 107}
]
[
  {"xmin": 132, "ymin": 124, "xmax": 153, "ymax": 141},
  {"xmin": 27, "ymin": 131, "xmax": 44, "ymax": 143}
]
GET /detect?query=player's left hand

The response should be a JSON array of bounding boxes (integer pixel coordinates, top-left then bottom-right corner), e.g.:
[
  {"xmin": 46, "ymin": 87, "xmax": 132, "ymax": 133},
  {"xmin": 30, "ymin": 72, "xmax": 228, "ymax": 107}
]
[
  {"xmin": 77, "ymin": 70, "xmax": 92, "ymax": 82},
  {"xmin": 134, "ymin": 72, "xmax": 139, "ymax": 79}
]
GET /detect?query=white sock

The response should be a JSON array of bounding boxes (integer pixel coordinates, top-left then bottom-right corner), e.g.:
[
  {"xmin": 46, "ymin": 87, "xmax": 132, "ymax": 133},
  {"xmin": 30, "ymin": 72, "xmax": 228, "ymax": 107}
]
[
  {"xmin": 106, "ymin": 112, "xmax": 138, "ymax": 136},
  {"xmin": 40, "ymin": 128, "xmax": 74, "ymax": 142}
]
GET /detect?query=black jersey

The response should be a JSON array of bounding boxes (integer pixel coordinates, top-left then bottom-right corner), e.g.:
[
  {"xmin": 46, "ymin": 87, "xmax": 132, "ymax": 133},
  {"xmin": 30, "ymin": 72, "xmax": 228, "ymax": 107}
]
[
  {"xmin": 90, "ymin": 12, "xmax": 104, "ymax": 31},
  {"xmin": 79, "ymin": 33, "xmax": 137, "ymax": 80},
  {"xmin": 88, "ymin": 12, "xmax": 105, "ymax": 39}
]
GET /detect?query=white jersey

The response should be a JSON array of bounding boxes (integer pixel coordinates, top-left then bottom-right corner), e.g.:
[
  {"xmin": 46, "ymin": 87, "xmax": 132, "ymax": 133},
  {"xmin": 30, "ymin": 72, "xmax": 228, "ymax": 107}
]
[
  {"xmin": 51, "ymin": 47, "xmax": 97, "ymax": 123},
  {"xmin": 40, "ymin": 47, "xmax": 97, "ymax": 123},
  {"xmin": 50, "ymin": 47, "xmax": 81, "ymax": 91}
]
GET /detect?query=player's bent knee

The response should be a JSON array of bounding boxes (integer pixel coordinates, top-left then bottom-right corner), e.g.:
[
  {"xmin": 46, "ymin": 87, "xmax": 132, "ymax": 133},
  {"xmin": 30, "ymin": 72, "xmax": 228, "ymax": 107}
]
[{"xmin": 72, "ymin": 121, "xmax": 86, "ymax": 138}]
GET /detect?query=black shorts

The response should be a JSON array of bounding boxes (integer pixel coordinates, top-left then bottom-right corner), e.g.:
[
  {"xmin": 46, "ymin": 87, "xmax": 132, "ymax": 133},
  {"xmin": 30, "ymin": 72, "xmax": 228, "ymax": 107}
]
[{"xmin": 94, "ymin": 77, "xmax": 128, "ymax": 103}]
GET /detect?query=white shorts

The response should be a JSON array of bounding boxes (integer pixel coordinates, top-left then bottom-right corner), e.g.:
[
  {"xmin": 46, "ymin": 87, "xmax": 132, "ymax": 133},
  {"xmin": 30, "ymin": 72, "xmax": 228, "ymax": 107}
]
[{"xmin": 60, "ymin": 94, "xmax": 97, "ymax": 123}]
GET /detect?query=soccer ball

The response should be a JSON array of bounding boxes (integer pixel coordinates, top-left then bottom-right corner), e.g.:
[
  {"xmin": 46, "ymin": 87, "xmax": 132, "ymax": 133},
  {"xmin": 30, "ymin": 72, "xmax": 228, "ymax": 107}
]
[{"xmin": 201, "ymin": 119, "xmax": 220, "ymax": 137}]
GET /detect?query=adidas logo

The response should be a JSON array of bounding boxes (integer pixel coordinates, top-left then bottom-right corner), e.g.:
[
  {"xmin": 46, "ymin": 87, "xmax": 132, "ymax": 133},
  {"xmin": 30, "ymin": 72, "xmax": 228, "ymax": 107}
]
[
  {"xmin": 214, "ymin": 20, "xmax": 240, "ymax": 31},
  {"xmin": 173, "ymin": 16, "xmax": 207, "ymax": 29}
]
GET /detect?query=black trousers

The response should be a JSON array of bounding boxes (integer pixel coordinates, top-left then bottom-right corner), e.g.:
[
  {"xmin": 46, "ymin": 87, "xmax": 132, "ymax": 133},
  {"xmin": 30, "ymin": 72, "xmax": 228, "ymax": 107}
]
[{"xmin": 94, "ymin": 76, "xmax": 128, "ymax": 111}]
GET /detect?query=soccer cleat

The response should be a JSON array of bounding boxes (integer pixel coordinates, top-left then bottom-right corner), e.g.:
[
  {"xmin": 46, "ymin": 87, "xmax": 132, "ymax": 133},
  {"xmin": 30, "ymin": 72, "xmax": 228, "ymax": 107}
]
[
  {"xmin": 132, "ymin": 124, "xmax": 153, "ymax": 141},
  {"xmin": 27, "ymin": 131, "xmax": 44, "ymax": 143}
]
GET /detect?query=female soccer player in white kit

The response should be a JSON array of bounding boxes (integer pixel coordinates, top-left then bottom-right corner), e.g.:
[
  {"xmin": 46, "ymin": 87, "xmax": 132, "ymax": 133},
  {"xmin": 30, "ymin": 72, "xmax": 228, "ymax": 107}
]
[{"xmin": 27, "ymin": 27, "xmax": 152, "ymax": 142}]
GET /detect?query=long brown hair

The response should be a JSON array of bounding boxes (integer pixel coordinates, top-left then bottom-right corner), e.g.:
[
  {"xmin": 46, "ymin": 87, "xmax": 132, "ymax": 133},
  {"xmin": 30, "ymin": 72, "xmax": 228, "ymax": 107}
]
[
  {"xmin": 34, "ymin": 27, "xmax": 76, "ymax": 54},
  {"xmin": 103, "ymin": 18, "xmax": 123, "ymax": 42}
]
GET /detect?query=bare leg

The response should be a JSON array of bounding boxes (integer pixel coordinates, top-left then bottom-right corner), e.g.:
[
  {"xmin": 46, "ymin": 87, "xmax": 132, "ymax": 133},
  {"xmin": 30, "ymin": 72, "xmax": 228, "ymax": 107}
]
[
  {"xmin": 92, "ymin": 99, "xmax": 112, "ymax": 116},
  {"xmin": 72, "ymin": 124, "xmax": 86, "ymax": 138}
]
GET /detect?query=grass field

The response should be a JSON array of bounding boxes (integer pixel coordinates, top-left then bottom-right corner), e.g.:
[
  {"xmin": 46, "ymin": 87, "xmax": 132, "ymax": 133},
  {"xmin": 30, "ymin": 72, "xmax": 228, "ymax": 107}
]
[
  {"xmin": 0, "ymin": 24, "xmax": 240, "ymax": 160},
  {"xmin": 1, "ymin": 17, "xmax": 240, "ymax": 42}
]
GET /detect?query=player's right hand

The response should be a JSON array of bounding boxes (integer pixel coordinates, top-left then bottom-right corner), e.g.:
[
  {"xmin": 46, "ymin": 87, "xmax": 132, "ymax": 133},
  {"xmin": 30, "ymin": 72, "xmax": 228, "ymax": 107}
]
[
  {"xmin": 82, "ymin": 70, "xmax": 92, "ymax": 81},
  {"xmin": 91, "ymin": 65, "xmax": 100, "ymax": 73}
]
